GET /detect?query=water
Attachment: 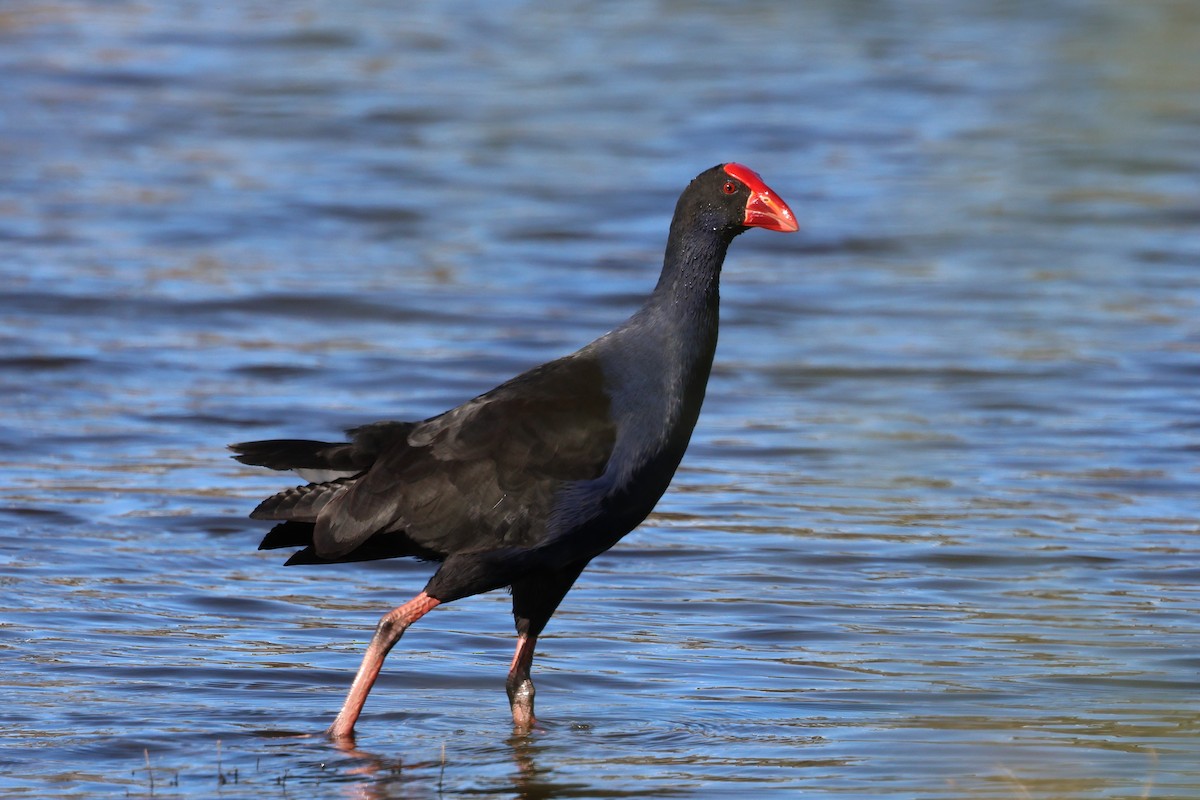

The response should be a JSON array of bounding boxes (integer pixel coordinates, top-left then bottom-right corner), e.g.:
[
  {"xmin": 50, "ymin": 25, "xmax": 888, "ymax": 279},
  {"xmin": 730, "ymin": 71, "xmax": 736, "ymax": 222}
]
[{"xmin": 2, "ymin": 1, "xmax": 1198, "ymax": 797}]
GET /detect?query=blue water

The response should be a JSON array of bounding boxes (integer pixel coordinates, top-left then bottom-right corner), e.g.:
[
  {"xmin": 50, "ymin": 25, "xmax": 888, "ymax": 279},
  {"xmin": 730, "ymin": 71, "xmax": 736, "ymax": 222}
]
[{"xmin": 2, "ymin": 2, "xmax": 1199, "ymax": 798}]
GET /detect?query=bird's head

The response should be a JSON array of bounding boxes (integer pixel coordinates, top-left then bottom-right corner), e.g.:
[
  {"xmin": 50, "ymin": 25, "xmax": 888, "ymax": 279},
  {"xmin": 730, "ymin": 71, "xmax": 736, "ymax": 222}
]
[
  {"xmin": 680, "ymin": 163, "xmax": 798, "ymax": 236},
  {"xmin": 721, "ymin": 163, "xmax": 798, "ymax": 233}
]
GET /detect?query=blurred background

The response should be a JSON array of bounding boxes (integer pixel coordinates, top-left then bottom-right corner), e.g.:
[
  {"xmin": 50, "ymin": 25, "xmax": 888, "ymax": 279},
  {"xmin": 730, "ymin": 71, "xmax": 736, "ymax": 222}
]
[{"xmin": 1, "ymin": 1, "xmax": 1198, "ymax": 798}]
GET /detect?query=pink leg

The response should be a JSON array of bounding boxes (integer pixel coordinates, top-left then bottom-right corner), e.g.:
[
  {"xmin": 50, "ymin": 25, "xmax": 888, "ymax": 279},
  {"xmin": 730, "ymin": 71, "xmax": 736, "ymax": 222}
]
[
  {"xmin": 327, "ymin": 591, "xmax": 441, "ymax": 740},
  {"xmin": 506, "ymin": 632, "xmax": 538, "ymax": 731}
]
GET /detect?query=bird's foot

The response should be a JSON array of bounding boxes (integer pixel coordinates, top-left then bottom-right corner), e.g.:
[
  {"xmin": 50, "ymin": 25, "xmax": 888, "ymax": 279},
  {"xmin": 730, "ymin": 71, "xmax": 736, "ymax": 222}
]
[
  {"xmin": 326, "ymin": 715, "xmax": 357, "ymax": 743},
  {"xmin": 508, "ymin": 678, "xmax": 536, "ymax": 731}
]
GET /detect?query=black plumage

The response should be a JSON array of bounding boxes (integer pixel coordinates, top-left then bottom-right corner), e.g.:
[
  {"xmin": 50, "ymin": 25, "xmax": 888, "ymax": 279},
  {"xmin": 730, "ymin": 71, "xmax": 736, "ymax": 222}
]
[{"xmin": 230, "ymin": 163, "xmax": 797, "ymax": 738}]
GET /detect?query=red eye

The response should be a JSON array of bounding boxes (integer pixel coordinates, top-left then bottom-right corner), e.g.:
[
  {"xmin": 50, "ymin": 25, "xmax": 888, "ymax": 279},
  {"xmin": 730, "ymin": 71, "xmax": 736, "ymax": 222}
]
[{"xmin": 722, "ymin": 181, "xmax": 738, "ymax": 195}]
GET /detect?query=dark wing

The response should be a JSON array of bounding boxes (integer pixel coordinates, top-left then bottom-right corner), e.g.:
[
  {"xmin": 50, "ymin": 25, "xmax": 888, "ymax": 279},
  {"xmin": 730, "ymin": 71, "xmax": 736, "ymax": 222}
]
[{"xmin": 253, "ymin": 354, "xmax": 616, "ymax": 561}]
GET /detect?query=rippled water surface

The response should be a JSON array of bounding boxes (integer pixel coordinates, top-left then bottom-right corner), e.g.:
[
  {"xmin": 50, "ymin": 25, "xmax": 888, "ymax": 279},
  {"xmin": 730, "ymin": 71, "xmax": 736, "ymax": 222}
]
[{"xmin": 2, "ymin": 2, "xmax": 1199, "ymax": 798}]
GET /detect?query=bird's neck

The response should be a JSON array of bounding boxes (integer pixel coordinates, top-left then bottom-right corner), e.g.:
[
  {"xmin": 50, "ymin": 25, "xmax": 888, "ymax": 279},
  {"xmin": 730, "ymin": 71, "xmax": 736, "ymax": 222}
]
[
  {"xmin": 649, "ymin": 221, "xmax": 732, "ymax": 332},
  {"xmin": 629, "ymin": 222, "xmax": 734, "ymax": 418}
]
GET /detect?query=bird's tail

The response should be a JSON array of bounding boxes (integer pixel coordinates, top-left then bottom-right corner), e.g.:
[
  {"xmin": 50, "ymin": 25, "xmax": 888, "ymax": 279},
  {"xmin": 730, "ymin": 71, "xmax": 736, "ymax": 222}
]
[{"xmin": 229, "ymin": 438, "xmax": 364, "ymax": 472}]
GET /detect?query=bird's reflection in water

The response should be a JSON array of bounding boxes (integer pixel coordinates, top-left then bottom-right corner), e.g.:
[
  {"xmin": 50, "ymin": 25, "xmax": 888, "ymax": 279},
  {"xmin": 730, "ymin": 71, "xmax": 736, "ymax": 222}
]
[{"xmin": 320, "ymin": 725, "xmax": 589, "ymax": 800}]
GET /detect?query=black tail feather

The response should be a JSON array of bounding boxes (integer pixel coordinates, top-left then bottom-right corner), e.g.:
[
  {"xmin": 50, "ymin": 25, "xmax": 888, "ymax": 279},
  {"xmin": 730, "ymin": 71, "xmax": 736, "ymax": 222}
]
[
  {"xmin": 259, "ymin": 520, "xmax": 316, "ymax": 551},
  {"xmin": 229, "ymin": 438, "xmax": 368, "ymax": 472},
  {"xmin": 249, "ymin": 477, "xmax": 355, "ymax": 522},
  {"xmin": 237, "ymin": 421, "xmax": 436, "ymax": 567},
  {"xmin": 230, "ymin": 422, "xmax": 414, "ymax": 472},
  {"xmin": 282, "ymin": 531, "xmax": 444, "ymax": 566}
]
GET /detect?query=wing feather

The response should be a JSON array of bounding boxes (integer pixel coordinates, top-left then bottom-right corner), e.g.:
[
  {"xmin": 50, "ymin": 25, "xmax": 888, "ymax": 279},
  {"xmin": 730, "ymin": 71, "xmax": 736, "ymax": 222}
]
[{"xmin": 311, "ymin": 355, "xmax": 616, "ymax": 559}]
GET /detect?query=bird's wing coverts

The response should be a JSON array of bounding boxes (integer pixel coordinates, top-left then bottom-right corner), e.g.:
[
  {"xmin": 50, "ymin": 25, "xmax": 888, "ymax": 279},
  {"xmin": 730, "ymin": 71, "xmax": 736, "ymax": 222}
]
[{"xmin": 310, "ymin": 355, "xmax": 616, "ymax": 559}]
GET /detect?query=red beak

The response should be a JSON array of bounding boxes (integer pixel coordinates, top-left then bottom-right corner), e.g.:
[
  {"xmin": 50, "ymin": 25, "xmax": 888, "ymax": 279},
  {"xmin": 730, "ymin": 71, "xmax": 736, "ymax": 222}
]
[{"xmin": 723, "ymin": 163, "xmax": 799, "ymax": 233}]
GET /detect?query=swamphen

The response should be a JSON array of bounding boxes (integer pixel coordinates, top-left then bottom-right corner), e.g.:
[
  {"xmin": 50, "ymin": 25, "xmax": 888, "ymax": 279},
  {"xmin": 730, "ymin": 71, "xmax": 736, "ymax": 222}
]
[{"xmin": 231, "ymin": 163, "xmax": 797, "ymax": 738}]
